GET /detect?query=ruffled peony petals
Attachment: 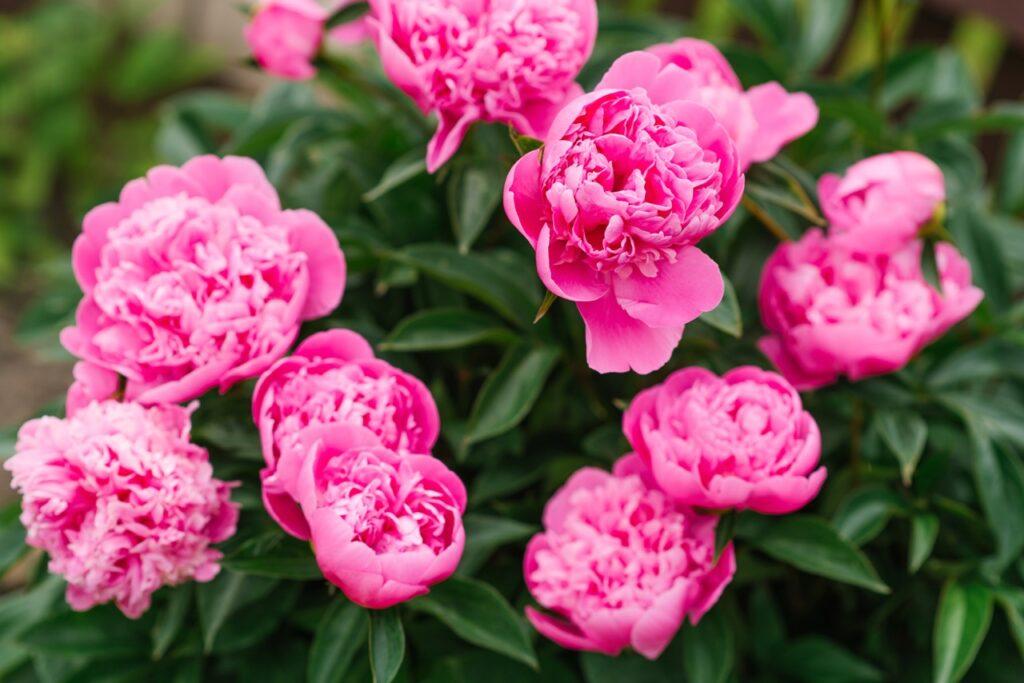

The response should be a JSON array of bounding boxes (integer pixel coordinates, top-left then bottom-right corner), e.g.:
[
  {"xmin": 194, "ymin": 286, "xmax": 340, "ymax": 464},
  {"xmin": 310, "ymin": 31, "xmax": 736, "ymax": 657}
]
[
  {"xmin": 65, "ymin": 361, "xmax": 120, "ymax": 417},
  {"xmin": 537, "ymin": 227, "xmax": 611, "ymax": 302},
  {"xmin": 745, "ymin": 83, "xmax": 819, "ymax": 165},
  {"xmin": 630, "ymin": 580, "xmax": 690, "ymax": 660},
  {"xmin": 542, "ymin": 467, "xmax": 614, "ymax": 531},
  {"xmin": 294, "ymin": 329, "xmax": 375, "ymax": 362},
  {"xmin": 747, "ymin": 469, "xmax": 828, "ymax": 515},
  {"xmin": 595, "ymin": 50, "xmax": 666, "ymax": 92},
  {"xmin": 577, "ymin": 294, "xmax": 683, "ymax": 374},
  {"xmin": 503, "ymin": 151, "xmax": 546, "ymax": 245},
  {"xmin": 613, "ymin": 246, "xmax": 724, "ymax": 328}
]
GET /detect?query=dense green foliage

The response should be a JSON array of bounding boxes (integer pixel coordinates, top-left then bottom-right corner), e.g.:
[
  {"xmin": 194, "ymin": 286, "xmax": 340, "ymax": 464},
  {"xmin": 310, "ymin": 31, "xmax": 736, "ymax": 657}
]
[{"xmin": 5, "ymin": 1, "xmax": 1024, "ymax": 682}]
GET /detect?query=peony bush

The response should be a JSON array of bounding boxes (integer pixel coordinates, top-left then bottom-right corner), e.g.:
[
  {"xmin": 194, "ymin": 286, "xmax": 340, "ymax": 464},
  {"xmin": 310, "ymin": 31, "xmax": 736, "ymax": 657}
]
[{"xmin": 4, "ymin": 1, "xmax": 1024, "ymax": 682}]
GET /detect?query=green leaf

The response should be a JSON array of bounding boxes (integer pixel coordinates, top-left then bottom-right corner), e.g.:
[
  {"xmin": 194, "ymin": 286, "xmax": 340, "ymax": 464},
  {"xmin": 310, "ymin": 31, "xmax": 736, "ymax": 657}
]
[
  {"xmin": 0, "ymin": 504, "xmax": 26, "ymax": 576},
  {"xmin": 463, "ymin": 343, "xmax": 559, "ymax": 447},
  {"xmin": 928, "ymin": 337, "xmax": 1024, "ymax": 388},
  {"xmin": 909, "ymin": 513, "xmax": 940, "ymax": 574},
  {"xmin": 875, "ymin": 411, "xmax": 928, "ymax": 486},
  {"xmin": 220, "ymin": 533, "xmax": 324, "ymax": 580},
  {"xmin": 368, "ymin": 608, "xmax": 405, "ymax": 683},
  {"xmin": 458, "ymin": 514, "xmax": 536, "ymax": 576},
  {"xmin": 833, "ymin": 488, "xmax": 905, "ymax": 546},
  {"xmin": 448, "ymin": 162, "xmax": 504, "ymax": 252},
  {"xmin": 308, "ymin": 602, "xmax": 369, "ymax": 683},
  {"xmin": 19, "ymin": 609, "xmax": 149, "ymax": 658},
  {"xmin": 409, "ymin": 576, "xmax": 537, "ymax": 669},
  {"xmin": 933, "ymin": 580, "xmax": 993, "ymax": 683},
  {"xmin": 714, "ymin": 510, "xmax": 737, "ymax": 562},
  {"xmin": 380, "ymin": 308, "xmax": 512, "ymax": 352},
  {"xmin": 197, "ymin": 572, "xmax": 278, "ymax": 652},
  {"xmin": 392, "ymin": 245, "xmax": 537, "ymax": 326},
  {"xmin": 994, "ymin": 587, "xmax": 1024, "ymax": 660},
  {"xmin": 326, "ymin": 1, "xmax": 369, "ymax": 29},
  {"xmin": 948, "ymin": 205, "xmax": 1011, "ymax": 310},
  {"xmin": 509, "ymin": 129, "xmax": 543, "ymax": 156},
  {"xmin": 683, "ymin": 608, "xmax": 734, "ymax": 683},
  {"xmin": 152, "ymin": 585, "xmax": 192, "ymax": 660},
  {"xmin": 740, "ymin": 515, "xmax": 890, "ymax": 594},
  {"xmin": 965, "ymin": 420, "xmax": 1024, "ymax": 572},
  {"xmin": 363, "ymin": 149, "xmax": 428, "ymax": 203},
  {"xmin": 581, "ymin": 651, "xmax": 674, "ymax": 683},
  {"xmin": 699, "ymin": 276, "xmax": 742, "ymax": 338},
  {"xmin": 796, "ymin": 0, "xmax": 851, "ymax": 73},
  {"xmin": 776, "ymin": 636, "xmax": 884, "ymax": 683}
]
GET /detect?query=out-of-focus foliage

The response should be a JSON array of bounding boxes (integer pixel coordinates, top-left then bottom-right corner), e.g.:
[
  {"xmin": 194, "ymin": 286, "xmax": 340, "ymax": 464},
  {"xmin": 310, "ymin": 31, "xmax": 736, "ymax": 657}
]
[{"xmin": 5, "ymin": 1, "xmax": 1024, "ymax": 682}]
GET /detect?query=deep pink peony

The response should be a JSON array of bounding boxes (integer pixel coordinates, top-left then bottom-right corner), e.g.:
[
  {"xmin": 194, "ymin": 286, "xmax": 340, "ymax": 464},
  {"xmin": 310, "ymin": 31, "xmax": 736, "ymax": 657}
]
[
  {"xmin": 6, "ymin": 401, "xmax": 238, "ymax": 619},
  {"xmin": 758, "ymin": 230, "xmax": 983, "ymax": 390},
  {"xmin": 818, "ymin": 151, "xmax": 946, "ymax": 254},
  {"xmin": 647, "ymin": 38, "xmax": 818, "ymax": 169},
  {"xmin": 524, "ymin": 454, "xmax": 735, "ymax": 659},
  {"xmin": 245, "ymin": 0, "xmax": 329, "ymax": 80},
  {"xmin": 504, "ymin": 51, "xmax": 744, "ymax": 374},
  {"xmin": 624, "ymin": 366, "xmax": 825, "ymax": 514},
  {"xmin": 369, "ymin": 0, "xmax": 598, "ymax": 172},
  {"xmin": 61, "ymin": 156, "xmax": 346, "ymax": 406},
  {"xmin": 252, "ymin": 329, "xmax": 440, "ymax": 539},
  {"xmin": 294, "ymin": 424, "xmax": 466, "ymax": 608}
]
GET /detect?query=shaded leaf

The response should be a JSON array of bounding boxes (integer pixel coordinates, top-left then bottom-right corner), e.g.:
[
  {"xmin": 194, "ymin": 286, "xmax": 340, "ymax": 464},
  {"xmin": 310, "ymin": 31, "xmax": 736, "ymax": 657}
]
[
  {"xmin": 369, "ymin": 609, "xmax": 404, "ymax": 683},
  {"xmin": 699, "ymin": 276, "xmax": 742, "ymax": 338},
  {"xmin": 875, "ymin": 411, "xmax": 928, "ymax": 486},
  {"xmin": 381, "ymin": 308, "xmax": 512, "ymax": 352},
  {"xmin": 683, "ymin": 607, "xmax": 733, "ymax": 683},
  {"xmin": 933, "ymin": 580, "xmax": 993, "ymax": 683},
  {"xmin": 308, "ymin": 602, "xmax": 368, "ymax": 683},
  {"xmin": 909, "ymin": 513, "xmax": 940, "ymax": 574}
]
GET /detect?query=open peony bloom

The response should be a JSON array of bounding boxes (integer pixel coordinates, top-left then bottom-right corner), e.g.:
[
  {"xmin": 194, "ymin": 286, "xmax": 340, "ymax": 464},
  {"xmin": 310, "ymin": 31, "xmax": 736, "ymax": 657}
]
[
  {"xmin": 295, "ymin": 424, "xmax": 466, "ymax": 609},
  {"xmin": 759, "ymin": 230, "xmax": 983, "ymax": 391},
  {"xmin": 647, "ymin": 38, "xmax": 818, "ymax": 169},
  {"xmin": 524, "ymin": 454, "xmax": 735, "ymax": 659},
  {"xmin": 624, "ymin": 366, "xmax": 825, "ymax": 514},
  {"xmin": 369, "ymin": 0, "xmax": 598, "ymax": 172},
  {"xmin": 61, "ymin": 156, "xmax": 346, "ymax": 406},
  {"xmin": 245, "ymin": 0, "xmax": 329, "ymax": 80},
  {"xmin": 818, "ymin": 151, "xmax": 946, "ymax": 254},
  {"xmin": 253, "ymin": 329, "xmax": 440, "ymax": 539},
  {"xmin": 504, "ymin": 51, "xmax": 743, "ymax": 374},
  {"xmin": 6, "ymin": 401, "xmax": 238, "ymax": 619}
]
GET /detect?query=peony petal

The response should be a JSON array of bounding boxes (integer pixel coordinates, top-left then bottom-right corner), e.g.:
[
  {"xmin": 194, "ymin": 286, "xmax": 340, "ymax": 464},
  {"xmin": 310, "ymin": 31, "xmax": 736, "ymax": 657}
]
[
  {"xmin": 281, "ymin": 209, "xmax": 347, "ymax": 320},
  {"xmin": 744, "ymin": 83, "xmax": 819, "ymax": 165},
  {"xmin": 503, "ymin": 150, "xmax": 547, "ymax": 246},
  {"xmin": 536, "ymin": 227, "xmax": 610, "ymax": 302},
  {"xmin": 577, "ymin": 293, "xmax": 683, "ymax": 374},
  {"xmin": 612, "ymin": 247, "xmax": 724, "ymax": 328}
]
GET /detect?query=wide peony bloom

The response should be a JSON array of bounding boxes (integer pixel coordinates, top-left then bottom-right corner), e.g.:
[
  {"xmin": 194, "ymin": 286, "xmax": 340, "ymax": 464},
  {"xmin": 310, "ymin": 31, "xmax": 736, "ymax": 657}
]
[
  {"xmin": 369, "ymin": 0, "xmax": 598, "ymax": 172},
  {"xmin": 6, "ymin": 401, "xmax": 238, "ymax": 619},
  {"xmin": 758, "ymin": 230, "xmax": 983, "ymax": 390},
  {"xmin": 504, "ymin": 51, "xmax": 744, "ymax": 374},
  {"xmin": 295, "ymin": 424, "xmax": 466, "ymax": 609},
  {"xmin": 647, "ymin": 38, "xmax": 818, "ymax": 169},
  {"xmin": 524, "ymin": 454, "xmax": 735, "ymax": 659},
  {"xmin": 252, "ymin": 329, "xmax": 440, "ymax": 538},
  {"xmin": 62, "ymin": 156, "xmax": 346, "ymax": 406},
  {"xmin": 624, "ymin": 366, "xmax": 825, "ymax": 514},
  {"xmin": 245, "ymin": 0, "xmax": 329, "ymax": 80},
  {"xmin": 818, "ymin": 151, "xmax": 945, "ymax": 254}
]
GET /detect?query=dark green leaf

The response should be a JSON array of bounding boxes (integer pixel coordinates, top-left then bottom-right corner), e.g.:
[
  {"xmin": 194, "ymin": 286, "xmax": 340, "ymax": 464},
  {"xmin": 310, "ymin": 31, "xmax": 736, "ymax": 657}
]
[
  {"xmin": 220, "ymin": 532, "xmax": 322, "ymax": 580},
  {"xmin": 369, "ymin": 608, "xmax": 405, "ymax": 683},
  {"xmin": 581, "ymin": 651, "xmax": 673, "ymax": 683},
  {"xmin": 448, "ymin": 162, "xmax": 505, "ymax": 252},
  {"xmin": 684, "ymin": 608, "xmax": 733, "ymax": 683},
  {"xmin": 948, "ymin": 206, "xmax": 1011, "ymax": 311},
  {"xmin": 965, "ymin": 420, "xmax": 1024, "ymax": 572},
  {"xmin": 308, "ymin": 602, "xmax": 369, "ymax": 683},
  {"xmin": 833, "ymin": 488, "xmax": 906, "ymax": 546},
  {"xmin": 19, "ymin": 609, "xmax": 148, "ymax": 658},
  {"xmin": 152, "ymin": 585, "xmax": 192, "ymax": 660},
  {"xmin": 463, "ymin": 343, "xmax": 559, "ymax": 447},
  {"xmin": 409, "ymin": 576, "xmax": 537, "ymax": 668},
  {"xmin": 0, "ymin": 504, "xmax": 26, "ymax": 576},
  {"xmin": 875, "ymin": 411, "xmax": 928, "ymax": 486},
  {"xmin": 714, "ymin": 511, "xmax": 737, "ymax": 562},
  {"xmin": 994, "ymin": 587, "xmax": 1024, "ymax": 660},
  {"xmin": 775, "ymin": 636, "xmax": 883, "ymax": 683},
  {"xmin": 909, "ymin": 513, "xmax": 940, "ymax": 574},
  {"xmin": 458, "ymin": 514, "xmax": 536, "ymax": 576},
  {"xmin": 933, "ymin": 580, "xmax": 993, "ymax": 683},
  {"xmin": 197, "ymin": 572, "xmax": 278, "ymax": 652},
  {"xmin": 363, "ymin": 149, "xmax": 428, "ymax": 203},
  {"xmin": 699, "ymin": 277, "xmax": 742, "ymax": 338},
  {"xmin": 327, "ymin": 1, "xmax": 369, "ymax": 29},
  {"xmin": 380, "ymin": 308, "xmax": 512, "ymax": 352}
]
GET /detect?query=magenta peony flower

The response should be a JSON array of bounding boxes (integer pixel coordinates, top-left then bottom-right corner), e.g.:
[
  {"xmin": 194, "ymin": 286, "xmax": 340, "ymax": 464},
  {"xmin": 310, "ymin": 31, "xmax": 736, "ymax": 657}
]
[
  {"xmin": 252, "ymin": 329, "xmax": 440, "ymax": 539},
  {"xmin": 504, "ymin": 51, "xmax": 744, "ymax": 374},
  {"xmin": 624, "ymin": 366, "xmax": 825, "ymax": 514},
  {"xmin": 61, "ymin": 156, "xmax": 346, "ymax": 406},
  {"xmin": 647, "ymin": 38, "xmax": 818, "ymax": 169},
  {"xmin": 524, "ymin": 454, "xmax": 735, "ymax": 659},
  {"xmin": 294, "ymin": 424, "xmax": 466, "ymax": 609},
  {"xmin": 6, "ymin": 401, "xmax": 238, "ymax": 619},
  {"xmin": 819, "ymin": 151, "xmax": 946, "ymax": 254},
  {"xmin": 758, "ymin": 230, "xmax": 983, "ymax": 390},
  {"xmin": 368, "ymin": 0, "xmax": 598, "ymax": 172},
  {"xmin": 245, "ymin": 0, "xmax": 329, "ymax": 80}
]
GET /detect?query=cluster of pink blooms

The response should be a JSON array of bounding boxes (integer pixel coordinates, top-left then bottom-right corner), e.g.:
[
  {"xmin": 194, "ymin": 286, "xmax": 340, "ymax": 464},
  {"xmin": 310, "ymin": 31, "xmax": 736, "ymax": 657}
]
[
  {"xmin": 251, "ymin": 329, "xmax": 464, "ymax": 608},
  {"xmin": 758, "ymin": 152, "xmax": 983, "ymax": 390}
]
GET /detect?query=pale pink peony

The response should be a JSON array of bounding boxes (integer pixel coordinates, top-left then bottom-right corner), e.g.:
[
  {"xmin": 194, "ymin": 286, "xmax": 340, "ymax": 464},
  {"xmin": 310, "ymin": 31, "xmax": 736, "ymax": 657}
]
[
  {"xmin": 245, "ymin": 0, "xmax": 329, "ymax": 80},
  {"xmin": 624, "ymin": 366, "xmax": 825, "ymax": 514},
  {"xmin": 6, "ymin": 401, "xmax": 238, "ymax": 619},
  {"xmin": 504, "ymin": 51, "xmax": 744, "ymax": 374},
  {"xmin": 818, "ymin": 151, "xmax": 946, "ymax": 254},
  {"xmin": 62, "ymin": 156, "xmax": 346, "ymax": 406},
  {"xmin": 647, "ymin": 38, "xmax": 818, "ymax": 169},
  {"xmin": 524, "ymin": 454, "xmax": 735, "ymax": 659},
  {"xmin": 252, "ymin": 329, "xmax": 440, "ymax": 539},
  {"xmin": 294, "ymin": 424, "xmax": 466, "ymax": 608},
  {"xmin": 758, "ymin": 230, "xmax": 983, "ymax": 390},
  {"xmin": 369, "ymin": 0, "xmax": 598, "ymax": 172}
]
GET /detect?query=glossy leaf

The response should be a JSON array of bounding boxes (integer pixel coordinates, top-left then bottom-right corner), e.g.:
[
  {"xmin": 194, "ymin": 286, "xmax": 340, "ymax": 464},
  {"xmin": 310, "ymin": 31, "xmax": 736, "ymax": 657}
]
[
  {"xmin": 933, "ymin": 580, "xmax": 993, "ymax": 683},
  {"xmin": 369, "ymin": 608, "xmax": 405, "ymax": 683},
  {"xmin": 909, "ymin": 513, "xmax": 940, "ymax": 574},
  {"xmin": 381, "ymin": 308, "xmax": 512, "ymax": 352},
  {"xmin": 308, "ymin": 602, "xmax": 369, "ymax": 683},
  {"xmin": 683, "ymin": 608, "xmax": 734, "ymax": 683},
  {"xmin": 875, "ymin": 411, "xmax": 928, "ymax": 486},
  {"xmin": 699, "ymin": 276, "xmax": 742, "ymax": 338}
]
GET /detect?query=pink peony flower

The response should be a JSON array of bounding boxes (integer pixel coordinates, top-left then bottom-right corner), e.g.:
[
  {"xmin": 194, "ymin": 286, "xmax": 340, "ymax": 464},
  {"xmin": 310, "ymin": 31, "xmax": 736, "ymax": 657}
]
[
  {"xmin": 624, "ymin": 366, "xmax": 825, "ymax": 514},
  {"xmin": 245, "ymin": 0, "xmax": 329, "ymax": 80},
  {"xmin": 6, "ymin": 401, "xmax": 238, "ymax": 619},
  {"xmin": 504, "ymin": 51, "xmax": 744, "ymax": 374},
  {"xmin": 818, "ymin": 151, "xmax": 946, "ymax": 254},
  {"xmin": 369, "ymin": 0, "xmax": 598, "ymax": 172},
  {"xmin": 524, "ymin": 454, "xmax": 735, "ymax": 659},
  {"xmin": 758, "ymin": 230, "xmax": 983, "ymax": 390},
  {"xmin": 61, "ymin": 156, "xmax": 346, "ymax": 406},
  {"xmin": 252, "ymin": 329, "xmax": 440, "ymax": 539},
  {"xmin": 294, "ymin": 423, "xmax": 466, "ymax": 608},
  {"xmin": 647, "ymin": 38, "xmax": 818, "ymax": 169}
]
